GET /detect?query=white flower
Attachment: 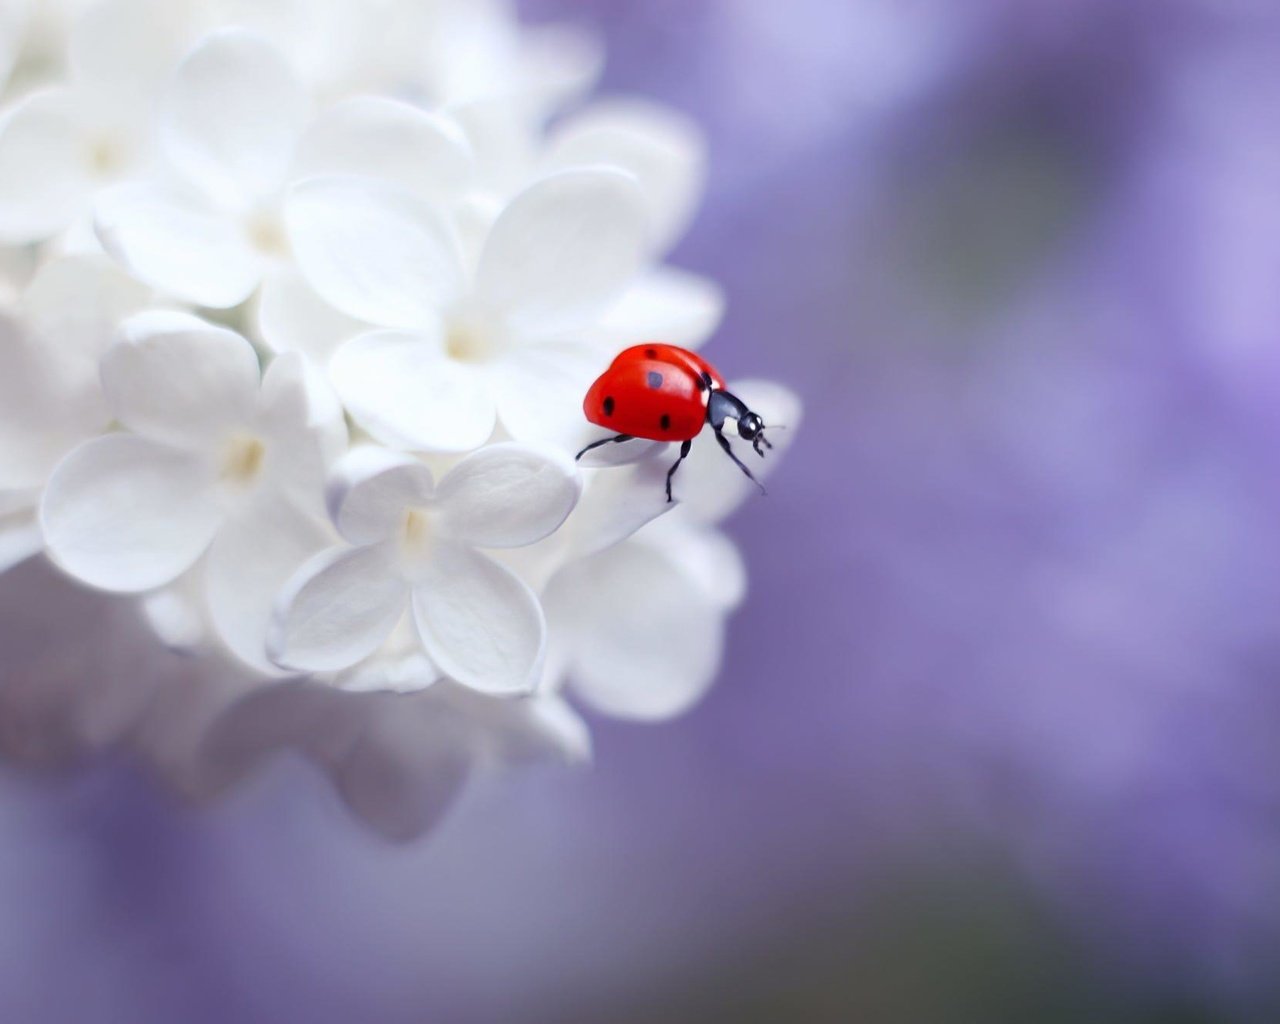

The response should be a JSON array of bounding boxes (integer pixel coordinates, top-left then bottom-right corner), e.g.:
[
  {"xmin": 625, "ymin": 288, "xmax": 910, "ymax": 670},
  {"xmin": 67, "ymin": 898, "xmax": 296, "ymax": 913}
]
[
  {"xmin": 207, "ymin": 0, "xmax": 601, "ymax": 113},
  {"xmin": 93, "ymin": 28, "xmax": 311, "ymax": 307},
  {"xmin": 0, "ymin": 255, "xmax": 149, "ymax": 491},
  {"xmin": 0, "ymin": 555, "xmax": 588, "ymax": 839},
  {"xmin": 545, "ymin": 517, "xmax": 746, "ymax": 720},
  {"xmin": 0, "ymin": 255, "xmax": 149, "ymax": 568},
  {"xmin": 285, "ymin": 166, "xmax": 650, "ymax": 450},
  {"xmin": 543, "ymin": 98, "xmax": 707, "ymax": 259},
  {"xmin": 545, "ymin": 380, "xmax": 802, "ymax": 719},
  {"xmin": 456, "ymin": 94, "xmax": 724, "ymax": 349},
  {"xmin": 252, "ymin": 94, "xmax": 477, "ymax": 360},
  {"xmin": 269, "ymin": 442, "xmax": 580, "ymax": 694},
  {"xmin": 95, "ymin": 25, "xmax": 488, "ymax": 315},
  {"xmin": 0, "ymin": 0, "xmax": 189, "ymax": 243},
  {"xmin": 40, "ymin": 310, "xmax": 345, "ymax": 670}
]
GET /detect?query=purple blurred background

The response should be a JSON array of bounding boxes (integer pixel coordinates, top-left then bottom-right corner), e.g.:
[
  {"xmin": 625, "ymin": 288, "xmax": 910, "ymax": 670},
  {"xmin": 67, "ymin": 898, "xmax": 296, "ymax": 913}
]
[{"xmin": 5, "ymin": 1, "xmax": 1280, "ymax": 1020}]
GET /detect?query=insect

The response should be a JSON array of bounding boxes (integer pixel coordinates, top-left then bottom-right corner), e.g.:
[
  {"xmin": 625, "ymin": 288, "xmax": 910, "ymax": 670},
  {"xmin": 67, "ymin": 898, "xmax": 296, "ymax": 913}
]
[{"xmin": 576, "ymin": 343, "xmax": 773, "ymax": 502}]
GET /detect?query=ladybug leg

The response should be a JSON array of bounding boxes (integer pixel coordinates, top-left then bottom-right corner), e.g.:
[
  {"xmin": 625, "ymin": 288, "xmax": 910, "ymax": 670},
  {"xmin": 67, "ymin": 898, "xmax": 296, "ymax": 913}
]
[
  {"xmin": 575, "ymin": 433, "xmax": 633, "ymax": 460},
  {"xmin": 714, "ymin": 428, "xmax": 767, "ymax": 495},
  {"xmin": 665, "ymin": 439, "xmax": 693, "ymax": 503}
]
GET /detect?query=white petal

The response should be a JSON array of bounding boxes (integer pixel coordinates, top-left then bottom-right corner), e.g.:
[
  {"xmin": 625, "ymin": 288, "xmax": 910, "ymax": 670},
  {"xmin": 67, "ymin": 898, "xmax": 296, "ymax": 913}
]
[
  {"xmin": 21, "ymin": 254, "xmax": 151, "ymax": 376},
  {"xmin": 488, "ymin": 342, "xmax": 604, "ymax": 450},
  {"xmin": 412, "ymin": 543, "xmax": 545, "ymax": 696},
  {"xmin": 340, "ymin": 649, "xmax": 440, "ymax": 694},
  {"xmin": 40, "ymin": 434, "xmax": 221, "ymax": 592},
  {"xmin": 103, "ymin": 311, "xmax": 261, "ymax": 449},
  {"xmin": 642, "ymin": 517, "xmax": 747, "ymax": 611},
  {"xmin": 268, "ymin": 542, "xmax": 409, "ymax": 673},
  {"xmin": 327, "ymin": 446, "xmax": 434, "ymax": 545},
  {"xmin": 329, "ymin": 694, "xmax": 472, "ymax": 841},
  {"xmin": 547, "ymin": 540, "xmax": 722, "ymax": 720},
  {"xmin": 204, "ymin": 493, "xmax": 334, "ymax": 674},
  {"xmin": 294, "ymin": 97, "xmax": 474, "ymax": 204},
  {"xmin": 564, "ymin": 459, "xmax": 675, "ymax": 559},
  {"xmin": 162, "ymin": 29, "xmax": 308, "ymax": 209},
  {"xmin": 0, "ymin": 90, "xmax": 90, "ymax": 243},
  {"xmin": 254, "ymin": 351, "xmax": 347, "ymax": 502},
  {"xmin": 486, "ymin": 691, "xmax": 592, "ymax": 766},
  {"xmin": 329, "ymin": 330, "xmax": 496, "ymax": 452},
  {"xmin": 434, "ymin": 442, "xmax": 580, "ymax": 548},
  {"xmin": 573, "ymin": 435, "xmax": 670, "ymax": 469},
  {"xmin": 0, "ymin": 311, "xmax": 105, "ymax": 490},
  {"xmin": 595, "ymin": 267, "xmax": 725, "ymax": 349},
  {"xmin": 515, "ymin": 24, "xmax": 604, "ymax": 115},
  {"xmin": 254, "ymin": 266, "xmax": 365, "ymax": 362},
  {"xmin": 450, "ymin": 97, "xmax": 539, "ymax": 197},
  {"xmin": 95, "ymin": 182, "xmax": 263, "ymax": 307},
  {"xmin": 139, "ymin": 581, "xmax": 207, "ymax": 651},
  {"xmin": 69, "ymin": 0, "xmax": 191, "ymax": 103},
  {"xmin": 546, "ymin": 99, "xmax": 705, "ymax": 254},
  {"xmin": 676, "ymin": 379, "xmax": 803, "ymax": 522},
  {"xmin": 474, "ymin": 168, "xmax": 649, "ymax": 335},
  {"xmin": 286, "ymin": 175, "xmax": 466, "ymax": 328}
]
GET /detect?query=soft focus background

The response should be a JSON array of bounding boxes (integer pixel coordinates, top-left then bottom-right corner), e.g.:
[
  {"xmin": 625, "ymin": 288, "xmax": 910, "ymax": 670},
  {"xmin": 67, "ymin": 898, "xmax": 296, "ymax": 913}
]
[{"xmin": 5, "ymin": 1, "xmax": 1280, "ymax": 1021}]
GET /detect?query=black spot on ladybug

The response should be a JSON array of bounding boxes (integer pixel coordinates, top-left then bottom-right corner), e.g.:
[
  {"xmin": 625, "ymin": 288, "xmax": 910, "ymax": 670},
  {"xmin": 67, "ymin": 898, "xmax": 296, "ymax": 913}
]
[
  {"xmin": 701, "ymin": 371, "xmax": 713, "ymax": 388},
  {"xmin": 646, "ymin": 371, "xmax": 663, "ymax": 389},
  {"xmin": 602, "ymin": 396, "xmax": 615, "ymax": 416},
  {"xmin": 696, "ymin": 376, "xmax": 708, "ymax": 391},
  {"xmin": 660, "ymin": 413, "xmax": 671, "ymax": 431},
  {"xmin": 645, "ymin": 347, "xmax": 658, "ymax": 358}
]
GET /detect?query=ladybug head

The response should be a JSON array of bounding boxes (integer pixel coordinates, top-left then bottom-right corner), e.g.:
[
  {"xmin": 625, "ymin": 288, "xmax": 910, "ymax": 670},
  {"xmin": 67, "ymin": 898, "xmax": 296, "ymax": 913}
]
[{"xmin": 736, "ymin": 410, "xmax": 773, "ymax": 456}]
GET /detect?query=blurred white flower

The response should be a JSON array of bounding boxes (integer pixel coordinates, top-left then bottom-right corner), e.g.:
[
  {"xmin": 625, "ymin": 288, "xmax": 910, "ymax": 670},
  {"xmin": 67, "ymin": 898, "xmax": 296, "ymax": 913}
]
[
  {"xmin": 286, "ymin": 167, "xmax": 650, "ymax": 450},
  {"xmin": 270, "ymin": 443, "xmax": 580, "ymax": 694},
  {"xmin": 544, "ymin": 99, "xmax": 707, "ymax": 258},
  {"xmin": 0, "ymin": 0, "xmax": 189, "ymax": 243},
  {"xmin": 40, "ymin": 311, "xmax": 344, "ymax": 669},
  {"xmin": 94, "ymin": 29, "xmax": 310, "ymax": 306},
  {"xmin": 0, "ymin": 256, "xmax": 149, "ymax": 491},
  {"xmin": 0, "ymin": 255, "xmax": 149, "ymax": 567},
  {"xmin": 211, "ymin": 0, "xmax": 601, "ymax": 112},
  {"xmin": 458, "ymin": 94, "xmax": 725, "ymax": 348}
]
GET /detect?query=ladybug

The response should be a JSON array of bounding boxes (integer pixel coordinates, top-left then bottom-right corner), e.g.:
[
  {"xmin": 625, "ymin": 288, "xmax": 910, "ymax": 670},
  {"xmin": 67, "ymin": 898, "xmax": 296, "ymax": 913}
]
[{"xmin": 576, "ymin": 343, "xmax": 773, "ymax": 502}]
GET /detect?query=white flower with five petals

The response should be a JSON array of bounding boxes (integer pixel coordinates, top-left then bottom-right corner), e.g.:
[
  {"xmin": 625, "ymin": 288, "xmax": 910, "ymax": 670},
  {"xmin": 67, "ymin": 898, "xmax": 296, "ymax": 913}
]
[{"xmin": 269, "ymin": 443, "xmax": 580, "ymax": 694}]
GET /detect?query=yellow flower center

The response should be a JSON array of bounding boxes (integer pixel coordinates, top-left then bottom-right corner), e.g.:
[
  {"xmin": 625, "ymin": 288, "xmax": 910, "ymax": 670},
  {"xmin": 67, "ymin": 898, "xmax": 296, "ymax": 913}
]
[
  {"xmin": 445, "ymin": 321, "xmax": 493, "ymax": 363},
  {"xmin": 247, "ymin": 213, "xmax": 290, "ymax": 258},
  {"xmin": 221, "ymin": 435, "xmax": 266, "ymax": 486},
  {"xmin": 399, "ymin": 507, "xmax": 435, "ymax": 564},
  {"xmin": 89, "ymin": 138, "xmax": 123, "ymax": 178}
]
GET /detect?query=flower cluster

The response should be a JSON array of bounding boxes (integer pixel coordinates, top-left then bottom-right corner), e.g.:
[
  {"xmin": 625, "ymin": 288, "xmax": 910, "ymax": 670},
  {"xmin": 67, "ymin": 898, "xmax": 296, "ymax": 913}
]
[{"xmin": 0, "ymin": 0, "xmax": 797, "ymax": 836}]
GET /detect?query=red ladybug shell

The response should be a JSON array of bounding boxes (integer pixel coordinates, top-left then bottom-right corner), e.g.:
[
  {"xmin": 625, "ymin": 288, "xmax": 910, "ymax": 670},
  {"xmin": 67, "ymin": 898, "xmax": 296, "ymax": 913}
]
[{"xmin": 584, "ymin": 343, "xmax": 726, "ymax": 443}]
